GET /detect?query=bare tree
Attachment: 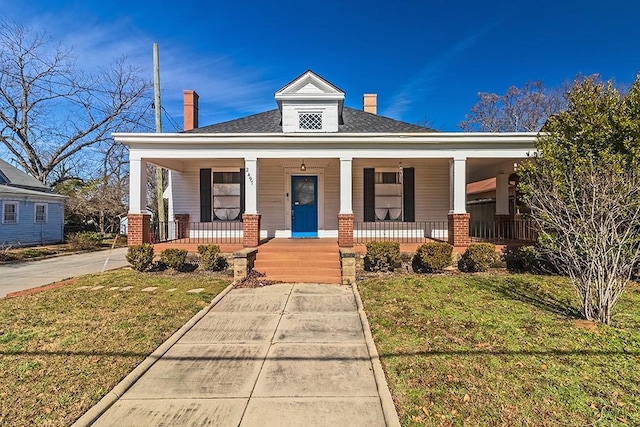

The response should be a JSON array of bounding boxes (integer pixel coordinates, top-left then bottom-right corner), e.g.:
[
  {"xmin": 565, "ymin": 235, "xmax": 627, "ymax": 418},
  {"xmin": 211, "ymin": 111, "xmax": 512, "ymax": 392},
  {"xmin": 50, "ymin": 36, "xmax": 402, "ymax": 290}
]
[
  {"xmin": 0, "ymin": 20, "xmax": 152, "ymax": 183},
  {"xmin": 525, "ymin": 163, "xmax": 640, "ymax": 324},
  {"xmin": 459, "ymin": 81, "xmax": 566, "ymax": 132}
]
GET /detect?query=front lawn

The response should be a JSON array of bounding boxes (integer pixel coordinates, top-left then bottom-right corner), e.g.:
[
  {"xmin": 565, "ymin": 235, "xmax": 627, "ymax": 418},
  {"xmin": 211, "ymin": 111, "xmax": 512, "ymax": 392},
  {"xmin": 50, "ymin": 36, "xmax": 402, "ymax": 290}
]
[
  {"xmin": 0, "ymin": 270, "xmax": 230, "ymax": 426},
  {"xmin": 359, "ymin": 273, "xmax": 640, "ymax": 426}
]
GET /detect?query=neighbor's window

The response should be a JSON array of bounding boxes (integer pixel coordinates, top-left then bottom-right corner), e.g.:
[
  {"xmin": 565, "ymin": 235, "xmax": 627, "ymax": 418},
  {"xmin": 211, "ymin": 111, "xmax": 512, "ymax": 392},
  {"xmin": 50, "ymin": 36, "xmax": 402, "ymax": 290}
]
[
  {"xmin": 3, "ymin": 202, "xmax": 18, "ymax": 224},
  {"xmin": 213, "ymin": 172, "xmax": 242, "ymax": 221},
  {"xmin": 375, "ymin": 171, "xmax": 403, "ymax": 221},
  {"xmin": 35, "ymin": 203, "xmax": 47, "ymax": 223},
  {"xmin": 299, "ymin": 112, "xmax": 322, "ymax": 130}
]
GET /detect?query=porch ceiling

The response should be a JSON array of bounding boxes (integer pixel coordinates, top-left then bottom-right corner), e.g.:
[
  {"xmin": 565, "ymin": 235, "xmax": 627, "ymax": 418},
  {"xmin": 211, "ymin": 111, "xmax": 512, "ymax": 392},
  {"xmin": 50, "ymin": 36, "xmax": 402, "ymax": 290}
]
[
  {"xmin": 147, "ymin": 159, "xmax": 185, "ymax": 172},
  {"xmin": 467, "ymin": 158, "xmax": 532, "ymax": 182}
]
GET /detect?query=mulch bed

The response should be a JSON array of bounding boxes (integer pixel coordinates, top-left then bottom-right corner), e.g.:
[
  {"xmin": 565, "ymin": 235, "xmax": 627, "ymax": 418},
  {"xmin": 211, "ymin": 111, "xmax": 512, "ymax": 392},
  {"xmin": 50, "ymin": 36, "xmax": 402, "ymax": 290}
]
[{"xmin": 234, "ymin": 269, "xmax": 278, "ymax": 288}]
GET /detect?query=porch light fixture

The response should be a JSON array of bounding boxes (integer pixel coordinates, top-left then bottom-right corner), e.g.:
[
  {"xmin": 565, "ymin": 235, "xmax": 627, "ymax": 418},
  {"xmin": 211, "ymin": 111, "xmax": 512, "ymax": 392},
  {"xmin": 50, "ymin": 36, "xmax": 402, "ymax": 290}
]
[{"xmin": 300, "ymin": 160, "xmax": 306, "ymax": 171}]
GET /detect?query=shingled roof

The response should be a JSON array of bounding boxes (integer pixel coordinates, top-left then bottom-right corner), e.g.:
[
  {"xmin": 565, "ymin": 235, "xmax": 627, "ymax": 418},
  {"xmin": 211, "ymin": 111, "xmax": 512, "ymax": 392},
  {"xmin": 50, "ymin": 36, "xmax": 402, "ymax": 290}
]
[
  {"xmin": 0, "ymin": 159, "xmax": 52, "ymax": 193},
  {"xmin": 186, "ymin": 107, "xmax": 435, "ymax": 134}
]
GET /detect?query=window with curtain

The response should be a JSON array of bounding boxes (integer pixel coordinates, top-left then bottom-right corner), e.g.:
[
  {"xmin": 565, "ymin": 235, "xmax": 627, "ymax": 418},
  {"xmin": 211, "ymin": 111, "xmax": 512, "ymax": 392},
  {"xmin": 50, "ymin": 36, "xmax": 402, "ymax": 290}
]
[{"xmin": 213, "ymin": 171, "xmax": 242, "ymax": 221}]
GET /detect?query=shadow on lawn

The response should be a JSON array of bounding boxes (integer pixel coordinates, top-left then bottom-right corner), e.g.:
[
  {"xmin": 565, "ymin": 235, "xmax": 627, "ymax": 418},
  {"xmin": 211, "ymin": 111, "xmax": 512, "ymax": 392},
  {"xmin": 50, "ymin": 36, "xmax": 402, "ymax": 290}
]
[
  {"xmin": 4, "ymin": 349, "xmax": 639, "ymax": 360},
  {"xmin": 469, "ymin": 276, "xmax": 582, "ymax": 318},
  {"xmin": 379, "ymin": 348, "xmax": 640, "ymax": 358}
]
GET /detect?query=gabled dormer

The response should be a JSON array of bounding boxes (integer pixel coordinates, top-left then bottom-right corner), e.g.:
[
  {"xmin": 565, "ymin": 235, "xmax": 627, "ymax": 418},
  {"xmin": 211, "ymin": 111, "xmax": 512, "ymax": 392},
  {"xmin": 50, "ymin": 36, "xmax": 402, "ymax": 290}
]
[{"xmin": 275, "ymin": 70, "xmax": 345, "ymax": 133}]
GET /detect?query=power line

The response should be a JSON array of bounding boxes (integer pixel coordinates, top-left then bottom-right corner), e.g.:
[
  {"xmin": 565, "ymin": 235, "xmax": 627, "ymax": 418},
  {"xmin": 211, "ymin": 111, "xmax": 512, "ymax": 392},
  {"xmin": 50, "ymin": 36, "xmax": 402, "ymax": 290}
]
[{"xmin": 161, "ymin": 105, "xmax": 181, "ymax": 132}]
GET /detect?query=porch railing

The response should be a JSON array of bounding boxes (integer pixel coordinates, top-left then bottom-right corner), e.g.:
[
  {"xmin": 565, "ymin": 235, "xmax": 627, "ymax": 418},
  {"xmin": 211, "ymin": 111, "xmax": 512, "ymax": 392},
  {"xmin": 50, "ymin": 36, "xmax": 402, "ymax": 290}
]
[
  {"xmin": 354, "ymin": 221, "xmax": 448, "ymax": 244},
  {"xmin": 470, "ymin": 219, "xmax": 538, "ymax": 243},
  {"xmin": 152, "ymin": 221, "xmax": 243, "ymax": 244}
]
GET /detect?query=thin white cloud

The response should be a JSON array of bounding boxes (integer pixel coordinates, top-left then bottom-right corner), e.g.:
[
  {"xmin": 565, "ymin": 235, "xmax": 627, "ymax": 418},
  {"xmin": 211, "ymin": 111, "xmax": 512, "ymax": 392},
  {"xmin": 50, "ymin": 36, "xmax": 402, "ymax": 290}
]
[
  {"xmin": 382, "ymin": 26, "xmax": 492, "ymax": 119},
  {"xmin": 8, "ymin": 7, "xmax": 277, "ymax": 129}
]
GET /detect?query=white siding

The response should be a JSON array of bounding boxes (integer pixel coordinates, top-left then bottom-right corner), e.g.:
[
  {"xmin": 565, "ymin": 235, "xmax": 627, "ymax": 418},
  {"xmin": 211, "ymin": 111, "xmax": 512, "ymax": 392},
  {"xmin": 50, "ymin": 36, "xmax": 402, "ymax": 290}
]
[
  {"xmin": 169, "ymin": 158, "xmax": 449, "ymax": 233},
  {"xmin": 170, "ymin": 160, "xmax": 244, "ymax": 222},
  {"xmin": 323, "ymin": 159, "xmax": 339, "ymax": 229},
  {"xmin": 257, "ymin": 159, "xmax": 285, "ymax": 234},
  {"xmin": 171, "ymin": 159, "xmax": 340, "ymax": 236},
  {"xmin": 258, "ymin": 159, "xmax": 340, "ymax": 236},
  {"xmin": 281, "ymin": 101, "xmax": 339, "ymax": 133},
  {"xmin": 352, "ymin": 159, "xmax": 450, "ymax": 222}
]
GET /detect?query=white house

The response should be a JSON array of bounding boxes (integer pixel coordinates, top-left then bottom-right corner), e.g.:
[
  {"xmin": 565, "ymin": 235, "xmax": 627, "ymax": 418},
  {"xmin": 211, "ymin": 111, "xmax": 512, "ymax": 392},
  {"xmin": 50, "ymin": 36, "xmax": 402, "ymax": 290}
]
[{"xmin": 115, "ymin": 70, "xmax": 537, "ymax": 248}]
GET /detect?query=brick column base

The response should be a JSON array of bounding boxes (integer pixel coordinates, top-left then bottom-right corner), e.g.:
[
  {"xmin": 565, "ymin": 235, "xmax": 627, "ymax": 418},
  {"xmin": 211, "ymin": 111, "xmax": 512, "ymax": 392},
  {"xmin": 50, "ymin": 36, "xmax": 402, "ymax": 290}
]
[
  {"xmin": 338, "ymin": 213, "xmax": 354, "ymax": 248},
  {"xmin": 127, "ymin": 214, "xmax": 151, "ymax": 246},
  {"xmin": 174, "ymin": 214, "xmax": 190, "ymax": 239},
  {"xmin": 242, "ymin": 214, "xmax": 261, "ymax": 247},
  {"xmin": 448, "ymin": 213, "xmax": 471, "ymax": 247}
]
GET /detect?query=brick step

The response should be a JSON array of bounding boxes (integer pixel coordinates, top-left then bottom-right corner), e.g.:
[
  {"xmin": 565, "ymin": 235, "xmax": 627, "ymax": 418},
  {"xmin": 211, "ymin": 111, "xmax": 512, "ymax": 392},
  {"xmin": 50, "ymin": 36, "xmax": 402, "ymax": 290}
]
[
  {"xmin": 251, "ymin": 238, "xmax": 341, "ymax": 284},
  {"xmin": 256, "ymin": 246, "xmax": 338, "ymax": 253},
  {"xmin": 263, "ymin": 274, "xmax": 342, "ymax": 284},
  {"xmin": 255, "ymin": 261, "xmax": 339, "ymax": 270},
  {"xmin": 254, "ymin": 266, "xmax": 341, "ymax": 274},
  {"xmin": 255, "ymin": 253, "xmax": 338, "ymax": 262}
]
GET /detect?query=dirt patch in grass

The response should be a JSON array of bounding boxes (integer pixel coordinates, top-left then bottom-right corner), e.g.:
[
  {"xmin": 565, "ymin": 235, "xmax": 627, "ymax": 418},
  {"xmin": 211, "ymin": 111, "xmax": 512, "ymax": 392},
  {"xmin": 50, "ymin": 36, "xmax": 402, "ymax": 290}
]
[
  {"xmin": 358, "ymin": 273, "xmax": 640, "ymax": 426},
  {"xmin": 0, "ymin": 269, "xmax": 230, "ymax": 426}
]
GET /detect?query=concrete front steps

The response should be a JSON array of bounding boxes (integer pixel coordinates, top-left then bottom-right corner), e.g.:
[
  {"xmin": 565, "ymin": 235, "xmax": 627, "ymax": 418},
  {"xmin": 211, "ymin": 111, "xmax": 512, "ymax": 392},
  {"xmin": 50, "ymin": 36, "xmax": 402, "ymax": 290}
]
[{"xmin": 253, "ymin": 238, "xmax": 341, "ymax": 284}]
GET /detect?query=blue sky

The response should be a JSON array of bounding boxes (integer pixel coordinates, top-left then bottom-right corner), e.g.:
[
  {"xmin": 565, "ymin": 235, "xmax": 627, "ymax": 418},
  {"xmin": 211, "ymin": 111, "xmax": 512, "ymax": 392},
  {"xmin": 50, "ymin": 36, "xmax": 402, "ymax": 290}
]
[{"xmin": 4, "ymin": 0, "xmax": 640, "ymax": 131}]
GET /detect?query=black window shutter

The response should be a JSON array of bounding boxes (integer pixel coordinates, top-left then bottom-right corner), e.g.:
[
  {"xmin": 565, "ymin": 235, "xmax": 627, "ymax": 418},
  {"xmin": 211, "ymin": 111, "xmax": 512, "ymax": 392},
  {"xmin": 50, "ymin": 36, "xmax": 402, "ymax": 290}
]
[
  {"xmin": 403, "ymin": 167, "xmax": 415, "ymax": 222},
  {"xmin": 239, "ymin": 168, "xmax": 245, "ymax": 216},
  {"xmin": 200, "ymin": 168, "xmax": 212, "ymax": 222},
  {"xmin": 364, "ymin": 168, "xmax": 375, "ymax": 222}
]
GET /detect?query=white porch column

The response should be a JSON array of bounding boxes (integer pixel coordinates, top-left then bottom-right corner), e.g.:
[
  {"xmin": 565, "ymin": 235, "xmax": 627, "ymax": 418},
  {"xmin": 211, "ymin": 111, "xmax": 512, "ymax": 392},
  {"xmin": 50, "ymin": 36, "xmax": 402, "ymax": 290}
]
[
  {"xmin": 339, "ymin": 157, "xmax": 353, "ymax": 214},
  {"xmin": 128, "ymin": 158, "xmax": 147, "ymax": 213},
  {"xmin": 449, "ymin": 157, "xmax": 467, "ymax": 214},
  {"xmin": 244, "ymin": 158, "xmax": 258, "ymax": 214},
  {"xmin": 495, "ymin": 173, "xmax": 510, "ymax": 215}
]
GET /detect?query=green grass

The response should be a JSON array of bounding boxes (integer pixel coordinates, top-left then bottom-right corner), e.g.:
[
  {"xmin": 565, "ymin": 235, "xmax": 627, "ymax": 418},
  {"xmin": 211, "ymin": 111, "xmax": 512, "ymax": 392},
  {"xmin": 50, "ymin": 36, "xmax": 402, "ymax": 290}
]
[
  {"xmin": 0, "ymin": 269, "xmax": 230, "ymax": 426},
  {"xmin": 359, "ymin": 273, "xmax": 640, "ymax": 426}
]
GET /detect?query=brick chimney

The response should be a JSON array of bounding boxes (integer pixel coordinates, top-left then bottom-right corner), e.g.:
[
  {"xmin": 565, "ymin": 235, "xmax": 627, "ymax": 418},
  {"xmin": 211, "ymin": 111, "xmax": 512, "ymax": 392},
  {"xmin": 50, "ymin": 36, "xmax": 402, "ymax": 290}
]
[
  {"xmin": 363, "ymin": 93, "xmax": 377, "ymax": 114},
  {"xmin": 183, "ymin": 90, "xmax": 199, "ymax": 131}
]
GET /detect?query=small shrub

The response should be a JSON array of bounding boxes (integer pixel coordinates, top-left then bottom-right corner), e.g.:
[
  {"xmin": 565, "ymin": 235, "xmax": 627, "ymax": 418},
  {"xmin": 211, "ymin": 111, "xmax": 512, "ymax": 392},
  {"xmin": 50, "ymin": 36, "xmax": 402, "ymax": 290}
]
[
  {"xmin": 126, "ymin": 244, "xmax": 154, "ymax": 272},
  {"xmin": 67, "ymin": 232, "xmax": 104, "ymax": 250},
  {"xmin": 412, "ymin": 242, "xmax": 453, "ymax": 273},
  {"xmin": 160, "ymin": 248, "xmax": 188, "ymax": 271},
  {"xmin": 458, "ymin": 243, "xmax": 500, "ymax": 272},
  {"xmin": 503, "ymin": 245, "xmax": 541, "ymax": 273},
  {"xmin": 364, "ymin": 241, "xmax": 400, "ymax": 272},
  {"xmin": 197, "ymin": 245, "xmax": 226, "ymax": 271},
  {"xmin": 0, "ymin": 245, "xmax": 16, "ymax": 262}
]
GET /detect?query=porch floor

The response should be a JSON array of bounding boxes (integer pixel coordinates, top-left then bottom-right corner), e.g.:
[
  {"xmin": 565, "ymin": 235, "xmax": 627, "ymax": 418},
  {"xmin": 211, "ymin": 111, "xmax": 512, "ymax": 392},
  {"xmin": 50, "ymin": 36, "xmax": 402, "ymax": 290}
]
[{"xmin": 153, "ymin": 241, "xmax": 244, "ymax": 253}]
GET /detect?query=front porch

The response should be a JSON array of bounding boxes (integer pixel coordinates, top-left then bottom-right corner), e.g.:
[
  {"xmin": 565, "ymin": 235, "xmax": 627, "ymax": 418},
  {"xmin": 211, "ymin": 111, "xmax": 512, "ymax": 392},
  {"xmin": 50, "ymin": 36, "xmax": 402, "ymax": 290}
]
[{"xmin": 127, "ymin": 154, "xmax": 538, "ymax": 249}]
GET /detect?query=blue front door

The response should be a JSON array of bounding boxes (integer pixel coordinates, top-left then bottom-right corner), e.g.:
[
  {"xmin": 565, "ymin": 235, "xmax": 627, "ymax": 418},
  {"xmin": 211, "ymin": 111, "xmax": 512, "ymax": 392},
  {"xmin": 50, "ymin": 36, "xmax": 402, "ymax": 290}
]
[{"xmin": 291, "ymin": 176, "xmax": 318, "ymax": 237}]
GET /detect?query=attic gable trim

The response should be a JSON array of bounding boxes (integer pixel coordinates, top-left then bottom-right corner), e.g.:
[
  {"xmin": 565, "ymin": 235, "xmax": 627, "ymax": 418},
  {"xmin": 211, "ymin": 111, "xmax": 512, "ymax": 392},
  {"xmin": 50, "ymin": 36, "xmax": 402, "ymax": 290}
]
[{"xmin": 275, "ymin": 70, "xmax": 345, "ymax": 97}]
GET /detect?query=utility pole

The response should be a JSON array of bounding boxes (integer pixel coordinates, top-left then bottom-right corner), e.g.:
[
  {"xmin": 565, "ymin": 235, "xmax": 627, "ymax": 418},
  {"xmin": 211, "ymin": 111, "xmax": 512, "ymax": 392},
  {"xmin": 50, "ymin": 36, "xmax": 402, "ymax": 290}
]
[{"xmin": 153, "ymin": 43, "xmax": 166, "ymax": 240}]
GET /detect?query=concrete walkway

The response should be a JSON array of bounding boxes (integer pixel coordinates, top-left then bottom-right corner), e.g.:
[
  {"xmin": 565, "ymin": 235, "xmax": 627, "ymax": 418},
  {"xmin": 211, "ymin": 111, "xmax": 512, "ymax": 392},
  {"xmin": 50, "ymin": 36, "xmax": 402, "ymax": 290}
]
[
  {"xmin": 0, "ymin": 247, "xmax": 128, "ymax": 298},
  {"xmin": 84, "ymin": 283, "xmax": 399, "ymax": 427}
]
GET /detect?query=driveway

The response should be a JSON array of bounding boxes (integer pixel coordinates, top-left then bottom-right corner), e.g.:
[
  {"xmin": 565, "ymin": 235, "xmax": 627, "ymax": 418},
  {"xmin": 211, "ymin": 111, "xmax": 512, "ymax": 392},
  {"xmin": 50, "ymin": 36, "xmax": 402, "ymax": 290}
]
[{"xmin": 0, "ymin": 247, "xmax": 129, "ymax": 298}]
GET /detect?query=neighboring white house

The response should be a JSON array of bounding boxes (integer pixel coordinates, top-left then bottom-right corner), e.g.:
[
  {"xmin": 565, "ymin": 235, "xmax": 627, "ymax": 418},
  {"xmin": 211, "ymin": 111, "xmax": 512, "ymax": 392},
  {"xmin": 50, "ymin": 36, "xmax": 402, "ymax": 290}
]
[
  {"xmin": 0, "ymin": 159, "xmax": 66, "ymax": 246},
  {"xmin": 115, "ymin": 70, "xmax": 537, "ymax": 248}
]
